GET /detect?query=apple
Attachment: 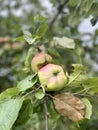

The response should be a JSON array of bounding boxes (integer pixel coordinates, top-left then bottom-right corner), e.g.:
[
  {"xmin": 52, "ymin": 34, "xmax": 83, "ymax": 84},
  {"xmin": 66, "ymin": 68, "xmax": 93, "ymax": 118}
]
[
  {"xmin": 12, "ymin": 42, "xmax": 24, "ymax": 50},
  {"xmin": 3, "ymin": 43, "xmax": 11, "ymax": 50},
  {"xmin": 38, "ymin": 64, "xmax": 68, "ymax": 91},
  {"xmin": 0, "ymin": 37, "xmax": 4, "ymax": 43},
  {"xmin": 4, "ymin": 36, "xmax": 11, "ymax": 42},
  {"xmin": 31, "ymin": 52, "xmax": 52, "ymax": 72}
]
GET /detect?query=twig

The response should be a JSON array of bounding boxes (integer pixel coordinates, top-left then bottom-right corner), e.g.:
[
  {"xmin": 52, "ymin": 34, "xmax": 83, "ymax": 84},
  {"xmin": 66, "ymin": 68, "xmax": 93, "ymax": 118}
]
[
  {"xmin": 22, "ymin": 86, "xmax": 41, "ymax": 99},
  {"xmin": 46, "ymin": 93, "xmax": 55, "ymax": 99},
  {"xmin": 44, "ymin": 96, "xmax": 49, "ymax": 130},
  {"xmin": 49, "ymin": 0, "xmax": 68, "ymax": 29}
]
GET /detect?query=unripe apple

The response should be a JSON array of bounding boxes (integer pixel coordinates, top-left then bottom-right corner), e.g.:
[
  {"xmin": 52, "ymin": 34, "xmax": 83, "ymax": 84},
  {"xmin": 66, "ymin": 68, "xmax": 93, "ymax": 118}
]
[
  {"xmin": 3, "ymin": 43, "xmax": 11, "ymax": 50},
  {"xmin": 31, "ymin": 52, "xmax": 52, "ymax": 72},
  {"xmin": 12, "ymin": 42, "xmax": 24, "ymax": 50},
  {"xmin": 4, "ymin": 36, "xmax": 11, "ymax": 42},
  {"xmin": 0, "ymin": 37, "xmax": 4, "ymax": 43},
  {"xmin": 38, "ymin": 64, "xmax": 68, "ymax": 91}
]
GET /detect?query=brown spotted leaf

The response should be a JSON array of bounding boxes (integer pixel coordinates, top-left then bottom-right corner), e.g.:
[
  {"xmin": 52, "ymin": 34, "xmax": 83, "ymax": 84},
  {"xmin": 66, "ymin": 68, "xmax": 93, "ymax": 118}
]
[{"xmin": 53, "ymin": 93, "xmax": 85, "ymax": 122}]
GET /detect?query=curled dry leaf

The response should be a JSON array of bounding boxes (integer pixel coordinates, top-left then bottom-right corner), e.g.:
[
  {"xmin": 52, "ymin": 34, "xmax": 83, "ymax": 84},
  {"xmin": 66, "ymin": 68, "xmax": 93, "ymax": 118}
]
[{"xmin": 53, "ymin": 93, "xmax": 85, "ymax": 122}]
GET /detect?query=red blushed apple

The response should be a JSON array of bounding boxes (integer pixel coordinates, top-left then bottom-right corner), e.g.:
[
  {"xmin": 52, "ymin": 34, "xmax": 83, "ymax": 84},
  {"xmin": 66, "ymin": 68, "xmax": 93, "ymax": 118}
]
[
  {"xmin": 31, "ymin": 52, "xmax": 52, "ymax": 72},
  {"xmin": 38, "ymin": 64, "xmax": 68, "ymax": 91}
]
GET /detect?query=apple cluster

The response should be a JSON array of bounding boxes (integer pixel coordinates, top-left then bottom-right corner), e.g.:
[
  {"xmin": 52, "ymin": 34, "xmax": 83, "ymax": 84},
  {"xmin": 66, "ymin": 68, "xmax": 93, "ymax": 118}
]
[{"xmin": 31, "ymin": 52, "xmax": 68, "ymax": 91}]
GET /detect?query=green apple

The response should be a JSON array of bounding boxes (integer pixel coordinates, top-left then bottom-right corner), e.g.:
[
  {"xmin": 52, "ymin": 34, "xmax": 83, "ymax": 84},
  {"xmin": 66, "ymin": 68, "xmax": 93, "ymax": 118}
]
[
  {"xmin": 31, "ymin": 52, "xmax": 52, "ymax": 72},
  {"xmin": 38, "ymin": 64, "xmax": 68, "ymax": 91}
]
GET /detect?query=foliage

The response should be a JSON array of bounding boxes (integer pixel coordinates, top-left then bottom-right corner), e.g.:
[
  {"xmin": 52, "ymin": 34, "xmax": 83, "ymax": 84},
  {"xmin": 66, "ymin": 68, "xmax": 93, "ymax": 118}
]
[
  {"xmin": 0, "ymin": 0, "xmax": 98, "ymax": 130},
  {"xmin": 0, "ymin": 98, "xmax": 23, "ymax": 130}
]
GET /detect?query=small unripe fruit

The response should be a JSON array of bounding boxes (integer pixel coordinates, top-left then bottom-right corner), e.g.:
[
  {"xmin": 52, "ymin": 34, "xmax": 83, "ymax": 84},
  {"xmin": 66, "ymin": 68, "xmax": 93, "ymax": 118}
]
[
  {"xmin": 12, "ymin": 42, "xmax": 23, "ymax": 50},
  {"xmin": 0, "ymin": 37, "xmax": 4, "ymax": 43},
  {"xmin": 31, "ymin": 52, "xmax": 52, "ymax": 72},
  {"xmin": 3, "ymin": 43, "xmax": 11, "ymax": 50},
  {"xmin": 4, "ymin": 36, "xmax": 11, "ymax": 42},
  {"xmin": 38, "ymin": 64, "xmax": 68, "ymax": 91}
]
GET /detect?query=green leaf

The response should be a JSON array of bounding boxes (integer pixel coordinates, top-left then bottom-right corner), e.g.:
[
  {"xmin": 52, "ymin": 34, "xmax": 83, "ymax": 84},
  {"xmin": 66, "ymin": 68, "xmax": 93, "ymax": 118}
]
[
  {"xmin": 23, "ymin": 30, "xmax": 37, "ymax": 45},
  {"xmin": 24, "ymin": 47, "xmax": 35, "ymax": 68},
  {"xmin": 0, "ymin": 98, "xmax": 23, "ymax": 130},
  {"xmin": 16, "ymin": 15, "xmax": 48, "ymax": 45},
  {"xmin": 0, "ymin": 87, "xmax": 19, "ymax": 101},
  {"xmin": 71, "ymin": 119, "xmax": 88, "ymax": 130},
  {"xmin": 48, "ymin": 100, "xmax": 60, "ymax": 119},
  {"xmin": 80, "ymin": 0, "xmax": 94, "ymax": 14},
  {"xmin": 13, "ymin": 36, "xmax": 25, "ymax": 42},
  {"xmin": 23, "ymin": 47, "xmax": 35, "ymax": 73},
  {"xmin": 67, "ymin": 64, "xmax": 87, "ymax": 87},
  {"xmin": 83, "ymin": 77, "xmax": 98, "ymax": 93},
  {"xmin": 84, "ymin": 0, "xmax": 94, "ymax": 13},
  {"xmin": 69, "ymin": 0, "xmax": 80, "ymax": 7},
  {"xmin": 89, "ymin": 3, "xmax": 98, "ymax": 17},
  {"xmin": 74, "ymin": 44, "xmax": 82, "ymax": 64},
  {"xmin": 14, "ymin": 99, "xmax": 33, "ymax": 126},
  {"xmin": 17, "ymin": 74, "xmax": 37, "ymax": 92},
  {"xmin": 82, "ymin": 98, "xmax": 92, "ymax": 119},
  {"xmin": 23, "ymin": 30, "xmax": 32, "ymax": 37},
  {"xmin": 51, "ymin": 37, "xmax": 75, "ymax": 49},
  {"xmin": 47, "ymin": 100, "xmax": 60, "ymax": 130},
  {"xmin": 48, "ymin": 48, "xmax": 61, "ymax": 58},
  {"xmin": 35, "ymin": 90, "xmax": 45, "ymax": 100},
  {"xmin": 68, "ymin": 13, "xmax": 81, "ymax": 28},
  {"xmin": 90, "ymin": 17, "xmax": 98, "ymax": 26},
  {"xmin": 33, "ymin": 14, "xmax": 48, "ymax": 37}
]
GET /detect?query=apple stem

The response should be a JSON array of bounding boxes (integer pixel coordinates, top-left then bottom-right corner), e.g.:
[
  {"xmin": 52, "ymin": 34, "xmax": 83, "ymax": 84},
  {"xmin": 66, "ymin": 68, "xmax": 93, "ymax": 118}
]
[{"xmin": 44, "ymin": 96, "xmax": 49, "ymax": 130}]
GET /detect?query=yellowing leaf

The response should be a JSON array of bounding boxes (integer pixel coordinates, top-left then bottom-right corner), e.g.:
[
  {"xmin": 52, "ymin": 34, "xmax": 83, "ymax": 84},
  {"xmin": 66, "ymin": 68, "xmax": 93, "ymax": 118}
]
[
  {"xmin": 51, "ymin": 37, "xmax": 75, "ymax": 49},
  {"xmin": 53, "ymin": 93, "xmax": 85, "ymax": 122}
]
